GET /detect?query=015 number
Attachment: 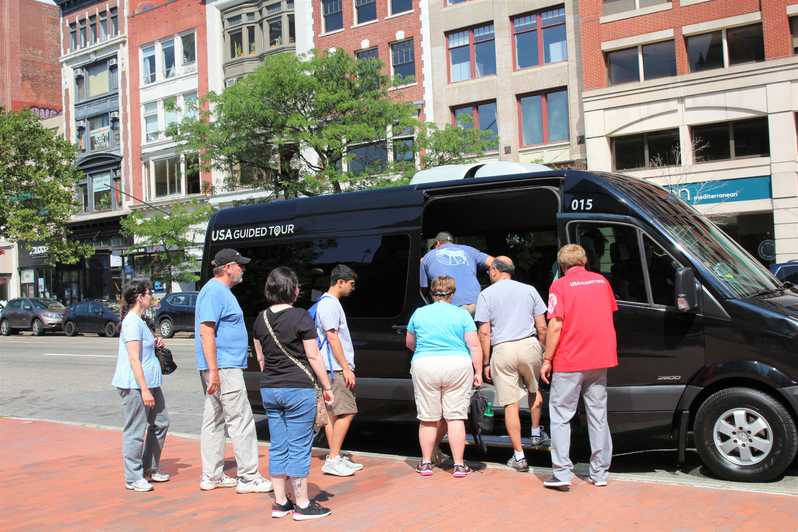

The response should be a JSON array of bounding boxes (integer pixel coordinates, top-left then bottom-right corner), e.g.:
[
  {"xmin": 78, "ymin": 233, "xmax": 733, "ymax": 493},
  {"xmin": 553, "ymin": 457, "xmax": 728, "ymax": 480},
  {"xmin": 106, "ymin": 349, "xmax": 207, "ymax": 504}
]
[{"xmin": 570, "ymin": 198, "xmax": 593, "ymax": 211}]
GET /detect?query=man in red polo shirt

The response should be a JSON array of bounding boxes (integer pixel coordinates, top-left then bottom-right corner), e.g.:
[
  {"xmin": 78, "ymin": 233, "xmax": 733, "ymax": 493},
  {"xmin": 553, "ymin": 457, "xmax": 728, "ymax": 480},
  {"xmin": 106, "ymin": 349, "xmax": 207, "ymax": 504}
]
[{"xmin": 540, "ymin": 244, "xmax": 618, "ymax": 491}]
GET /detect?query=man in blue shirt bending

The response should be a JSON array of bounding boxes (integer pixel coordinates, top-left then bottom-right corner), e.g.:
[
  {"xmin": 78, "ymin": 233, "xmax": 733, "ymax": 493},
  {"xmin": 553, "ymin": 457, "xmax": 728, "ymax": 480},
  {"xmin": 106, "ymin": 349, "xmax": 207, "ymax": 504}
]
[
  {"xmin": 195, "ymin": 248, "xmax": 271, "ymax": 494},
  {"xmin": 420, "ymin": 231, "xmax": 494, "ymax": 316}
]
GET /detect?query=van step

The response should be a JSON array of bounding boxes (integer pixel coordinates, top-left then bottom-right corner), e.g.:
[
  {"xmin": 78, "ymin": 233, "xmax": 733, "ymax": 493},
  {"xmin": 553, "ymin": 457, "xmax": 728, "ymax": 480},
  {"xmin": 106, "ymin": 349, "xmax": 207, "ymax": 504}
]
[{"xmin": 443, "ymin": 434, "xmax": 551, "ymax": 451}]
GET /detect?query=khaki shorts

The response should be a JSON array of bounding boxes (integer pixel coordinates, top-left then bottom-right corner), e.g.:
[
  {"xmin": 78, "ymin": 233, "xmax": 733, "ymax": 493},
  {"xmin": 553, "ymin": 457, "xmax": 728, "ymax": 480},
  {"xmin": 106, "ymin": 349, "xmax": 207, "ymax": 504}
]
[
  {"xmin": 326, "ymin": 371, "xmax": 358, "ymax": 416},
  {"xmin": 410, "ymin": 356, "xmax": 473, "ymax": 421},
  {"xmin": 490, "ymin": 336, "xmax": 543, "ymax": 407}
]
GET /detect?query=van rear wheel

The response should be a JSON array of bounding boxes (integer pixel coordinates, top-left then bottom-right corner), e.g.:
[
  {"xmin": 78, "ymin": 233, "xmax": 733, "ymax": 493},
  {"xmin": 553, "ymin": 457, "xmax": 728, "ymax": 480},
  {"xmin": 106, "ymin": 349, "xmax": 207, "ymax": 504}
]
[{"xmin": 695, "ymin": 387, "xmax": 798, "ymax": 482}]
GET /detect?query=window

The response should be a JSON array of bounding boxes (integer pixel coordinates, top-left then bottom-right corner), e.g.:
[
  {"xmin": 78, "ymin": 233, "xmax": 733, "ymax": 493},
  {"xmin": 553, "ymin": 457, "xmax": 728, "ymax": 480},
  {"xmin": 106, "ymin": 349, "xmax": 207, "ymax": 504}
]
[
  {"xmin": 602, "ymin": 0, "xmax": 670, "ymax": 16},
  {"xmin": 144, "ymin": 102, "xmax": 159, "ymax": 142},
  {"xmin": 518, "ymin": 89, "xmax": 569, "ymax": 146},
  {"xmin": 110, "ymin": 7, "xmax": 118, "ymax": 36},
  {"xmin": 86, "ymin": 62, "xmax": 110, "ymax": 97},
  {"xmin": 248, "ymin": 25, "xmax": 258, "ymax": 53},
  {"xmin": 182, "ymin": 33, "xmax": 196, "ymax": 65},
  {"xmin": 357, "ymin": 47, "xmax": 378, "ymax": 60},
  {"xmin": 612, "ymin": 129, "xmax": 680, "ymax": 170},
  {"xmin": 349, "ymin": 141, "xmax": 388, "ymax": 174},
  {"xmin": 643, "ymin": 235, "xmax": 678, "ymax": 306},
  {"xmin": 687, "ymin": 24, "xmax": 764, "ymax": 72},
  {"xmin": 393, "ymin": 124, "xmax": 415, "ymax": 163},
  {"xmin": 142, "ymin": 46, "xmax": 156, "ymax": 84},
  {"xmin": 447, "ymin": 23, "xmax": 495, "ymax": 82},
  {"xmin": 355, "ymin": 0, "xmax": 377, "ymax": 24},
  {"xmin": 230, "ymin": 29, "xmax": 243, "ymax": 58},
  {"xmin": 99, "ymin": 11, "xmax": 107, "ymax": 40},
  {"xmin": 323, "ymin": 0, "xmax": 343, "ymax": 32},
  {"xmin": 391, "ymin": 39, "xmax": 415, "ymax": 83},
  {"xmin": 186, "ymin": 153, "xmax": 202, "ymax": 195},
  {"xmin": 791, "ymin": 17, "xmax": 798, "ymax": 54},
  {"xmin": 608, "ymin": 40, "xmax": 675, "ymax": 85},
  {"xmin": 164, "ymin": 97, "xmax": 179, "ymax": 132},
  {"xmin": 289, "ymin": 14, "xmax": 295, "ymax": 43},
  {"xmin": 77, "ymin": 170, "xmax": 121, "ymax": 213},
  {"xmin": 88, "ymin": 114, "xmax": 111, "ymax": 151},
  {"xmin": 692, "ymin": 118, "xmax": 770, "ymax": 162},
  {"xmin": 153, "ymin": 157, "xmax": 182, "ymax": 197},
  {"xmin": 79, "ymin": 19, "xmax": 87, "ymax": 47},
  {"xmin": 391, "ymin": 0, "xmax": 412, "ymax": 15},
  {"xmin": 92, "ymin": 172, "xmax": 112, "ymax": 211},
  {"xmin": 231, "ymin": 235, "xmax": 411, "ymax": 320},
  {"xmin": 183, "ymin": 91, "xmax": 198, "ymax": 120},
  {"xmin": 89, "ymin": 15, "xmax": 97, "ymax": 43},
  {"xmin": 69, "ymin": 23, "xmax": 77, "ymax": 50},
  {"xmin": 453, "ymin": 100, "xmax": 498, "ymax": 147},
  {"xmin": 268, "ymin": 18, "xmax": 282, "ymax": 47},
  {"xmin": 572, "ymin": 223, "xmax": 646, "ymax": 303},
  {"xmin": 512, "ymin": 7, "xmax": 568, "ymax": 70},
  {"xmin": 162, "ymin": 40, "xmax": 176, "ymax": 78},
  {"xmin": 75, "ymin": 74, "xmax": 85, "ymax": 101}
]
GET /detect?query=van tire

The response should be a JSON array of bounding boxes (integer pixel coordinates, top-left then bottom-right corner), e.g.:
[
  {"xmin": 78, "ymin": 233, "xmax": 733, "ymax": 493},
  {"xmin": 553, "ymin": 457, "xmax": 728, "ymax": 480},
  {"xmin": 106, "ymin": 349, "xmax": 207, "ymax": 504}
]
[
  {"xmin": 695, "ymin": 387, "xmax": 798, "ymax": 482},
  {"xmin": 64, "ymin": 321, "xmax": 77, "ymax": 336},
  {"xmin": 159, "ymin": 318, "xmax": 174, "ymax": 339},
  {"xmin": 32, "ymin": 319, "xmax": 45, "ymax": 336}
]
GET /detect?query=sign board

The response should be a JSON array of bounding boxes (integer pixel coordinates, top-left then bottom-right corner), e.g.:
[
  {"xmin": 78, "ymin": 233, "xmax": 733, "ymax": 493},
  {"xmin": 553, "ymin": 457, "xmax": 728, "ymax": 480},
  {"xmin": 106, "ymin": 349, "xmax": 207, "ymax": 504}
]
[
  {"xmin": 665, "ymin": 176, "xmax": 771, "ymax": 206},
  {"xmin": 21, "ymin": 269, "xmax": 34, "ymax": 284}
]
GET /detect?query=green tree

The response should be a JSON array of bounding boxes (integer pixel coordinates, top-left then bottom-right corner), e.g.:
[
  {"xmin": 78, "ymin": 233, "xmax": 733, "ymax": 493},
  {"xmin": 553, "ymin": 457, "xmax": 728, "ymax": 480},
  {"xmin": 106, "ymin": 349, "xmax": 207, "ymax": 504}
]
[
  {"xmin": 172, "ymin": 49, "xmax": 417, "ymax": 196},
  {"xmin": 415, "ymin": 120, "xmax": 499, "ymax": 170},
  {"xmin": 120, "ymin": 201, "xmax": 214, "ymax": 292},
  {"xmin": 0, "ymin": 108, "xmax": 93, "ymax": 263}
]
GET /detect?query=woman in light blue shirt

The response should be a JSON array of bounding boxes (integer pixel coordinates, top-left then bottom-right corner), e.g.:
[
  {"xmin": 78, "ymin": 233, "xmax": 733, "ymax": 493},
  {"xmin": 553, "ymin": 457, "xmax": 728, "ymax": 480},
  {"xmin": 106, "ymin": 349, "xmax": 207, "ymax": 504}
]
[
  {"xmin": 111, "ymin": 280, "xmax": 170, "ymax": 492},
  {"xmin": 405, "ymin": 276, "xmax": 483, "ymax": 478}
]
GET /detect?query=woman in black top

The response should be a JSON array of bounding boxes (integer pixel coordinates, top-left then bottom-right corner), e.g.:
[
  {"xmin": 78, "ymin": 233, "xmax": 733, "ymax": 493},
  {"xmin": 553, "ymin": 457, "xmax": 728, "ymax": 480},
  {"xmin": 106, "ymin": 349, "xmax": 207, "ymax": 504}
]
[{"xmin": 252, "ymin": 267, "xmax": 334, "ymax": 521}]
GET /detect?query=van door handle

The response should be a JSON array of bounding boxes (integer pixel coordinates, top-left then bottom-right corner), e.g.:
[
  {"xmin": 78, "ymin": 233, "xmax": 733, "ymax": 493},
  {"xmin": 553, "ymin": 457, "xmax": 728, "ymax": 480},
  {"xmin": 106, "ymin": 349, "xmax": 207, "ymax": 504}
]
[{"xmin": 392, "ymin": 325, "xmax": 407, "ymax": 335}]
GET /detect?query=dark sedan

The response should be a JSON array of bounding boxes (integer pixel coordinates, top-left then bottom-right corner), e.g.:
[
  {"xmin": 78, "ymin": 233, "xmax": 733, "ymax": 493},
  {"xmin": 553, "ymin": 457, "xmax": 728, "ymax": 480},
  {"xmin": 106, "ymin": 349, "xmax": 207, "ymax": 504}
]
[
  {"xmin": 0, "ymin": 298, "xmax": 65, "ymax": 335},
  {"xmin": 63, "ymin": 300, "xmax": 120, "ymax": 337},
  {"xmin": 770, "ymin": 260, "xmax": 798, "ymax": 285},
  {"xmin": 154, "ymin": 291, "xmax": 197, "ymax": 338}
]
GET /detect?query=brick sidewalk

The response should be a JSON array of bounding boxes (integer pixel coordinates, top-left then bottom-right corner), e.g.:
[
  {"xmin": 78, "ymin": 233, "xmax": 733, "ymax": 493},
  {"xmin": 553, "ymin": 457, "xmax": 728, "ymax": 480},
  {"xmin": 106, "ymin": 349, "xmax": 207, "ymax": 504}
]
[{"xmin": 1, "ymin": 418, "xmax": 795, "ymax": 531}]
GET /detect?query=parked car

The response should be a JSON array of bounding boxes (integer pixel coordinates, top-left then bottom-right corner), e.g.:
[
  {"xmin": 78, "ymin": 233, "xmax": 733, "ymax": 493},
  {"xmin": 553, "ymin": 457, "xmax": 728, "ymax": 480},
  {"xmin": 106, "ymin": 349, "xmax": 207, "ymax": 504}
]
[
  {"xmin": 63, "ymin": 300, "xmax": 121, "ymax": 337},
  {"xmin": 0, "ymin": 298, "xmax": 66, "ymax": 336},
  {"xmin": 154, "ymin": 291, "xmax": 197, "ymax": 338},
  {"xmin": 770, "ymin": 261, "xmax": 798, "ymax": 285}
]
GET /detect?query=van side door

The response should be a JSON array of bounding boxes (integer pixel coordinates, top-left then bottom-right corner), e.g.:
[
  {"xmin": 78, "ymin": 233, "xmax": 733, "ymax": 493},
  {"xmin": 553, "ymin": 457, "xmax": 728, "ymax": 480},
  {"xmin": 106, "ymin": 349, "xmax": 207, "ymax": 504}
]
[{"xmin": 566, "ymin": 220, "xmax": 705, "ymax": 421}]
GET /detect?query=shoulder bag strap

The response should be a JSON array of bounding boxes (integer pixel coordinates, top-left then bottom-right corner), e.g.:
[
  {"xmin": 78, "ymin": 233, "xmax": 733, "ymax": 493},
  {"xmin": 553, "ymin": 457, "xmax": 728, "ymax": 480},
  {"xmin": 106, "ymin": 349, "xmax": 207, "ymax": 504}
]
[
  {"xmin": 263, "ymin": 310, "xmax": 319, "ymax": 391},
  {"xmin": 317, "ymin": 294, "xmax": 336, "ymax": 381}
]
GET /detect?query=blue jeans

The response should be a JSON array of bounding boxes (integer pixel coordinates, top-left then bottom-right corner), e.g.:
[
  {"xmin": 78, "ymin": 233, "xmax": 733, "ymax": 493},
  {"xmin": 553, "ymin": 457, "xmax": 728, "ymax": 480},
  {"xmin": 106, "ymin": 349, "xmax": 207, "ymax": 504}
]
[{"xmin": 260, "ymin": 387, "xmax": 316, "ymax": 478}]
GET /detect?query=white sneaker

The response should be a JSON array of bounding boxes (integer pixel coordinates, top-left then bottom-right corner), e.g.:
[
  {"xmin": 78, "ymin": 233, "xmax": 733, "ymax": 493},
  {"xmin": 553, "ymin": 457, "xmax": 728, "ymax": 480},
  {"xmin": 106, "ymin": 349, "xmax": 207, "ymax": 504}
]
[
  {"xmin": 236, "ymin": 476, "xmax": 273, "ymax": 494},
  {"xmin": 321, "ymin": 456, "xmax": 355, "ymax": 477},
  {"xmin": 342, "ymin": 455, "xmax": 364, "ymax": 472},
  {"xmin": 146, "ymin": 471, "xmax": 170, "ymax": 483},
  {"xmin": 588, "ymin": 477, "xmax": 608, "ymax": 487},
  {"xmin": 126, "ymin": 478, "xmax": 154, "ymax": 492},
  {"xmin": 200, "ymin": 474, "xmax": 238, "ymax": 491}
]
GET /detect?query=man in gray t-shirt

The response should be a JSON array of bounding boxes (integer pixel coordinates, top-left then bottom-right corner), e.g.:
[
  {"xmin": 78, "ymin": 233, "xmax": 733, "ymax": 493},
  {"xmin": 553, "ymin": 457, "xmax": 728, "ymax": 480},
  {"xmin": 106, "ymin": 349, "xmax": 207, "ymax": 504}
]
[{"xmin": 475, "ymin": 256, "xmax": 549, "ymax": 472}]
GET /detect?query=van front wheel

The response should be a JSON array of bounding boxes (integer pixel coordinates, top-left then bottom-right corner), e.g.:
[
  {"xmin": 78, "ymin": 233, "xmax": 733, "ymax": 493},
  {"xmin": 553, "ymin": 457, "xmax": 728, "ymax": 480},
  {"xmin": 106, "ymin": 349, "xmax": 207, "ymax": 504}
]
[{"xmin": 695, "ymin": 387, "xmax": 798, "ymax": 482}]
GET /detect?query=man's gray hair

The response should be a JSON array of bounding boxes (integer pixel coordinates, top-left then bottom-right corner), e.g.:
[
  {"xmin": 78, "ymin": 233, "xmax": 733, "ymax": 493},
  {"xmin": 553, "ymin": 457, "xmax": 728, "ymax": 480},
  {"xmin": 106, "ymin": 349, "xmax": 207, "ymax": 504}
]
[
  {"xmin": 492, "ymin": 258, "xmax": 515, "ymax": 274},
  {"xmin": 212, "ymin": 265, "xmax": 226, "ymax": 276}
]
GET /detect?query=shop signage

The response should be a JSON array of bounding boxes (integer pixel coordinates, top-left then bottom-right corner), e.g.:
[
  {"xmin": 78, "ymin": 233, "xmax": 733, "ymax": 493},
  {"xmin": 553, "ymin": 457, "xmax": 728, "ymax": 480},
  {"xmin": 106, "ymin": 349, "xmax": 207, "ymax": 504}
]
[
  {"xmin": 665, "ymin": 176, "xmax": 771, "ymax": 206},
  {"xmin": 21, "ymin": 269, "xmax": 34, "ymax": 284}
]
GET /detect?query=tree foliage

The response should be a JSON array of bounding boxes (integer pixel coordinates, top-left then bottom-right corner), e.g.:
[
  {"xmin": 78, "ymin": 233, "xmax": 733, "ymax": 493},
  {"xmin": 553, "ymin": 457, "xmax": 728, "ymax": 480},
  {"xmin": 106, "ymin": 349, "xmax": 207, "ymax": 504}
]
[
  {"xmin": 120, "ymin": 201, "xmax": 214, "ymax": 291},
  {"xmin": 0, "ymin": 108, "xmax": 93, "ymax": 263},
  {"xmin": 173, "ymin": 50, "xmax": 418, "ymax": 196},
  {"xmin": 415, "ymin": 120, "xmax": 499, "ymax": 170}
]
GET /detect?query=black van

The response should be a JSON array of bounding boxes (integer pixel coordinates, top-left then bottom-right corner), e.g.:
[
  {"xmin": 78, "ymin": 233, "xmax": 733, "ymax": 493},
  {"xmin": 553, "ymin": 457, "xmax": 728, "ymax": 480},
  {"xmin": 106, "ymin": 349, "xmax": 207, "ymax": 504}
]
[{"xmin": 200, "ymin": 166, "xmax": 798, "ymax": 482}]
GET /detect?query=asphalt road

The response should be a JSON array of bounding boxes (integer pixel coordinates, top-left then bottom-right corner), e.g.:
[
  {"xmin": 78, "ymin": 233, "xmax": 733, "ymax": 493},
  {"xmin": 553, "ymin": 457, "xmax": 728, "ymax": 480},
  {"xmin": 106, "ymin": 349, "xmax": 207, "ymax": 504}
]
[{"xmin": 1, "ymin": 334, "xmax": 796, "ymax": 496}]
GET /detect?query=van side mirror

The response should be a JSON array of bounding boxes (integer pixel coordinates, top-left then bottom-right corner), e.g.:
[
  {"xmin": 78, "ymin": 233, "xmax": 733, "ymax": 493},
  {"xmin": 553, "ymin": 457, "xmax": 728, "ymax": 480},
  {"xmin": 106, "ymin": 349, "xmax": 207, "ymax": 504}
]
[{"xmin": 675, "ymin": 267, "xmax": 700, "ymax": 313}]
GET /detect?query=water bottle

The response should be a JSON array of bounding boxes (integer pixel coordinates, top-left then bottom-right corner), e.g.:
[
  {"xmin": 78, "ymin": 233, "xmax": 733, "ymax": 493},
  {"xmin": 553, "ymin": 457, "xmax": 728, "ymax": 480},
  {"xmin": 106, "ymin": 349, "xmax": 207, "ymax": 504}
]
[
  {"xmin": 484, "ymin": 400, "xmax": 494, "ymax": 417},
  {"xmin": 482, "ymin": 400, "xmax": 494, "ymax": 432}
]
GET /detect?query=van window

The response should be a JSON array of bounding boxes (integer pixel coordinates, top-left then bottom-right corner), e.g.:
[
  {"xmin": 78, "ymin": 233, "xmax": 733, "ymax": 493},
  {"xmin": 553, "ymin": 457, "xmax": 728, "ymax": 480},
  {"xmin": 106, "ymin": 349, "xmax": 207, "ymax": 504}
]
[
  {"xmin": 644, "ymin": 235, "xmax": 678, "ymax": 306},
  {"xmin": 230, "ymin": 234, "xmax": 410, "ymax": 321},
  {"xmin": 572, "ymin": 223, "xmax": 646, "ymax": 303}
]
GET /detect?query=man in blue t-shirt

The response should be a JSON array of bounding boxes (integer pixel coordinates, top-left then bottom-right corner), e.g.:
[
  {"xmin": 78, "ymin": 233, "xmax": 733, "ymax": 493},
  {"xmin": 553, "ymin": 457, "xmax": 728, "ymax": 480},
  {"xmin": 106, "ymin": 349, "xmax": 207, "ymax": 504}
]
[
  {"xmin": 420, "ymin": 231, "xmax": 494, "ymax": 316},
  {"xmin": 195, "ymin": 248, "xmax": 271, "ymax": 494}
]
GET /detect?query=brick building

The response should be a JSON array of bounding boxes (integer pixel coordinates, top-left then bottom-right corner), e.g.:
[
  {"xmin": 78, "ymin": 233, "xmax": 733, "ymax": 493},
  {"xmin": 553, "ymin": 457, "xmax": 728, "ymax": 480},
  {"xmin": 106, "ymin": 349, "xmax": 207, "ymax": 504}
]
[
  {"xmin": 0, "ymin": 0, "xmax": 62, "ymax": 115},
  {"xmin": 580, "ymin": 0, "xmax": 798, "ymax": 263}
]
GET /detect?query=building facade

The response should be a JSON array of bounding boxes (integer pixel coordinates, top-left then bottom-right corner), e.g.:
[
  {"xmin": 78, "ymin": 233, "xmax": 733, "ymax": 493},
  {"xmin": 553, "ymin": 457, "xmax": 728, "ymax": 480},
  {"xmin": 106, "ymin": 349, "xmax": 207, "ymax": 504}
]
[
  {"xmin": 55, "ymin": 0, "xmax": 131, "ymax": 304},
  {"xmin": 427, "ymin": 0, "xmax": 585, "ymax": 166},
  {"xmin": 580, "ymin": 0, "xmax": 798, "ymax": 263}
]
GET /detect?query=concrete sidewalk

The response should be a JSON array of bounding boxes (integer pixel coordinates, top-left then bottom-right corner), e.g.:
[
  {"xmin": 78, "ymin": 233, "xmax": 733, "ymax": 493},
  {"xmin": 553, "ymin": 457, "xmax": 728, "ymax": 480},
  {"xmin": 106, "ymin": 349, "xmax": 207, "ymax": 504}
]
[{"xmin": 1, "ymin": 418, "xmax": 795, "ymax": 531}]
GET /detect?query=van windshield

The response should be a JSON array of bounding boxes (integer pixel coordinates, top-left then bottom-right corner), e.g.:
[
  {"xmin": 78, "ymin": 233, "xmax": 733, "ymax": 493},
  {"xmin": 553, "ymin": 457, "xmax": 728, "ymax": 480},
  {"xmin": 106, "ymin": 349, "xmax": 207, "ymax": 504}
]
[{"xmin": 603, "ymin": 173, "xmax": 780, "ymax": 299}]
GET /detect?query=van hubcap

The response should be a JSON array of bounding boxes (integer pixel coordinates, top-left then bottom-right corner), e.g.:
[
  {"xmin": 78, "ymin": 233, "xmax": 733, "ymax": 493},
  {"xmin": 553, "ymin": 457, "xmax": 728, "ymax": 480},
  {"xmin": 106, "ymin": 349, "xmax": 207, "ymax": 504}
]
[
  {"xmin": 713, "ymin": 408, "xmax": 773, "ymax": 466},
  {"xmin": 160, "ymin": 321, "xmax": 172, "ymax": 336}
]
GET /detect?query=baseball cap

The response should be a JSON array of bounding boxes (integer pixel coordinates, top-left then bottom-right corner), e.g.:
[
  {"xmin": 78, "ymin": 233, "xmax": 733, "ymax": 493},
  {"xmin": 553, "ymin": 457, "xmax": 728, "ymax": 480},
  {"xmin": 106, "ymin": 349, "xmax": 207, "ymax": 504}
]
[
  {"xmin": 434, "ymin": 231, "xmax": 454, "ymax": 243},
  {"xmin": 212, "ymin": 248, "xmax": 251, "ymax": 267}
]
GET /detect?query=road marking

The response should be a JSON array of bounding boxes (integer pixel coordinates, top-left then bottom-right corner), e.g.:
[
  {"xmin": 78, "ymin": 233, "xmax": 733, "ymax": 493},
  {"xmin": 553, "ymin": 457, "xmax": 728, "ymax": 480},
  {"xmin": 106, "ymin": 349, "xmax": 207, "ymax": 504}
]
[{"xmin": 43, "ymin": 353, "xmax": 116, "ymax": 358}]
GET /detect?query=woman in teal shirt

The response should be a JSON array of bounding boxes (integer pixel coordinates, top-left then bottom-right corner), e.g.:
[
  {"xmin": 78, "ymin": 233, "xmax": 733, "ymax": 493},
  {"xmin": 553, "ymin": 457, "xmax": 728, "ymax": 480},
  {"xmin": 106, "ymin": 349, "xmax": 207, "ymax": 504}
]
[
  {"xmin": 111, "ymin": 280, "xmax": 169, "ymax": 492},
  {"xmin": 405, "ymin": 276, "xmax": 483, "ymax": 478}
]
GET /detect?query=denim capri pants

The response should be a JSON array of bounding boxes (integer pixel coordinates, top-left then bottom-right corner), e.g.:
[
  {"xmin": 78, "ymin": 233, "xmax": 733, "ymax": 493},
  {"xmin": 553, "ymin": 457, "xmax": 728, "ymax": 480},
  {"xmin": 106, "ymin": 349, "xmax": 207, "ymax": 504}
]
[{"xmin": 260, "ymin": 387, "xmax": 317, "ymax": 478}]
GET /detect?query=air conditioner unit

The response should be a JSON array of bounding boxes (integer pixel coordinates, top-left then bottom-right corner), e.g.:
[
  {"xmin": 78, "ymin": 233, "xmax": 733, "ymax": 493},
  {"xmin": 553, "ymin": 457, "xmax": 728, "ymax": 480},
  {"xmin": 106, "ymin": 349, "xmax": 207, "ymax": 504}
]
[
  {"xmin": 225, "ymin": 78, "xmax": 237, "ymax": 87},
  {"xmin": 108, "ymin": 58, "xmax": 118, "ymax": 67},
  {"xmin": 110, "ymin": 111, "xmax": 119, "ymax": 120},
  {"xmin": 77, "ymin": 119, "xmax": 88, "ymax": 129}
]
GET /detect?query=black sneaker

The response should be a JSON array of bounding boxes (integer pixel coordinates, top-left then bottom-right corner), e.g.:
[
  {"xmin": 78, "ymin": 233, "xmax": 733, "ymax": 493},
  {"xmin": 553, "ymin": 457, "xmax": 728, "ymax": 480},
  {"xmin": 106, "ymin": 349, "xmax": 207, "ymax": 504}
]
[
  {"xmin": 293, "ymin": 501, "xmax": 332, "ymax": 521},
  {"xmin": 272, "ymin": 499, "xmax": 294, "ymax": 518},
  {"xmin": 543, "ymin": 476, "xmax": 571, "ymax": 492},
  {"xmin": 506, "ymin": 455, "xmax": 529, "ymax": 472},
  {"xmin": 416, "ymin": 461, "xmax": 433, "ymax": 477}
]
